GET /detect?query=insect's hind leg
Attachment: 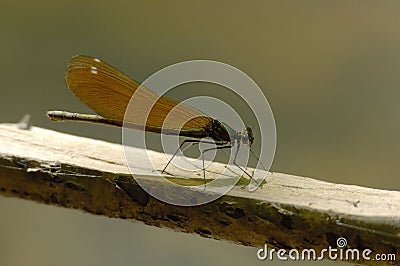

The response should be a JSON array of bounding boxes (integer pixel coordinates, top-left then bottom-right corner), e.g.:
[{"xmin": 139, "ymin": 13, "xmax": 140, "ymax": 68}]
[{"xmin": 161, "ymin": 139, "xmax": 201, "ymax": 174}]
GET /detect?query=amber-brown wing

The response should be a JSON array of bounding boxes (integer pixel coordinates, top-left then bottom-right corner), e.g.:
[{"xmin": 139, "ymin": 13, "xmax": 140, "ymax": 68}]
[{"xmin": 65, "ymin": 55, "xmax": 212, "ymax": 131}]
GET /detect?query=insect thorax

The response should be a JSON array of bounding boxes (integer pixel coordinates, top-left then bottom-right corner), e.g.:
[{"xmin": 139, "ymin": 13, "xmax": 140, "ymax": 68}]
[{"xmin": 207, "ymin": 120, "xmax": 254, "ymax": 146}]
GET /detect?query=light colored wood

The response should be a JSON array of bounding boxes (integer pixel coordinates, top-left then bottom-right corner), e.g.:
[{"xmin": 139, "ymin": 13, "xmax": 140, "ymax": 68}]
[{"xmin": 0, "ymin": 123, "xmax": 399, "ymax": 265}]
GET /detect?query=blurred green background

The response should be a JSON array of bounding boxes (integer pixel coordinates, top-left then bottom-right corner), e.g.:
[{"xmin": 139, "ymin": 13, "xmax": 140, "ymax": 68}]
[{"xmin": 1, "ymin": 0, "xmax": 399, "ymax": 265}]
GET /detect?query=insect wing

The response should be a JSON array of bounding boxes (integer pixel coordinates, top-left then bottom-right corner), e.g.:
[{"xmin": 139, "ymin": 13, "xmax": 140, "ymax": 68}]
[{"xmin": 65, "ymin": 55, "xmax": 212, "ymax": 131}]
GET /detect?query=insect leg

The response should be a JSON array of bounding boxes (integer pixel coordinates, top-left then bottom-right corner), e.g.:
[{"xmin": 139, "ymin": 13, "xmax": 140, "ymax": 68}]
[
  {"xmin": 249, "ymin": 148, "xmax": 268, "ymax": 171},
  {"xmin": 200, "ymin": 144, "xmax": 232, "ymax": 183},
  {"xmin": 232, "ymin": 143, "xmax": 253, "ymax": 179},
  {"xmin": 161, "ymin": 139, "xmax": 201, "ymax": 174}
]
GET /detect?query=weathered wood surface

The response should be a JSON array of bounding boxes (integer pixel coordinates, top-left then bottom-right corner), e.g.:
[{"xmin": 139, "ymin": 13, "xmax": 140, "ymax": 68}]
[{"xmin": 0, "ymin": 123, "xmax": 399, "ymax": 264}]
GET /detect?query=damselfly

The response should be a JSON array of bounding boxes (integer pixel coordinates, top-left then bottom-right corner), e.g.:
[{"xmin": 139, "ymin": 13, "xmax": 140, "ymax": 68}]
[{"xmin": 47, "ymin": 55, "xmax": 261, "ymax": 182}]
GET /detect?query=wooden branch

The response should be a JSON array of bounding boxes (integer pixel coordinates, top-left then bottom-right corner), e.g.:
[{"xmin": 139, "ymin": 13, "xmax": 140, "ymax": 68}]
[{"xmin": 0, "ymin": 123, "xmax": 399, "ymax": 265}]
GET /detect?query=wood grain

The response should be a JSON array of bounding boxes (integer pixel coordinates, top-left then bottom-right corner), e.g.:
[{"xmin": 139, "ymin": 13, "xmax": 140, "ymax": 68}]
[{"xmin": 0, "ymin": 123, "xmax": 399, "ymax": 265}]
